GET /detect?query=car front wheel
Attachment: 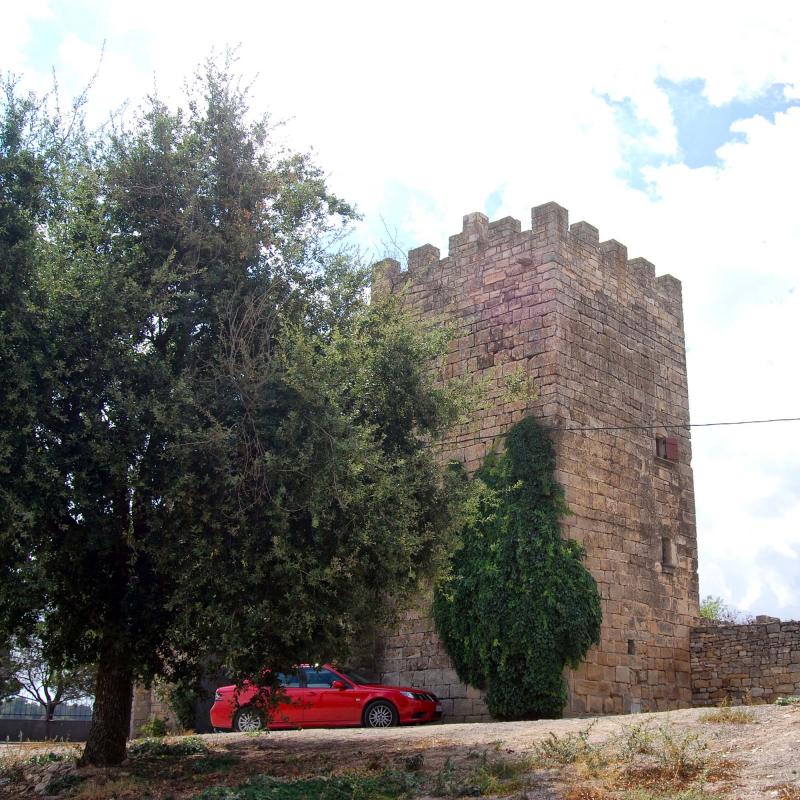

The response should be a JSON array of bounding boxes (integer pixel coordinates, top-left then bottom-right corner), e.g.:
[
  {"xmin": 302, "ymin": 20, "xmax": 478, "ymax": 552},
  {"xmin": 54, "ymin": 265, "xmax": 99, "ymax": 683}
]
[
  {"xmin": 363, "ymin": 700, "xmax": 398, "ymax": 728},
  {"xmin": 233, "ymin": 707, "xmax": 265, "ymax": 733}
]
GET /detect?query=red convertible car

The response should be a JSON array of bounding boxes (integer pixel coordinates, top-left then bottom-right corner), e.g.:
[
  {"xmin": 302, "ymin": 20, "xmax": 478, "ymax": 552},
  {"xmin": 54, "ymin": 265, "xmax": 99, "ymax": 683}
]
[{"xmin": 210, "ymin": 664, "xmax": 443, "ymax": 731}]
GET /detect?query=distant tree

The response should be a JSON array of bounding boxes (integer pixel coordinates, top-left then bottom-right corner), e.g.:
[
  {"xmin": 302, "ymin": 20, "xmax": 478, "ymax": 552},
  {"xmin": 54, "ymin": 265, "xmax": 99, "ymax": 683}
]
[
  {"xmin": 699, "ymin": 595, "xmax": 754, "ymax": 624},
  {"xmin": 0, "ymin": 59, "xmax": 464, "ymax": 766},
  {"xmin": 9, "ymin": 634, "xmax": 95, "ymax": 737}
]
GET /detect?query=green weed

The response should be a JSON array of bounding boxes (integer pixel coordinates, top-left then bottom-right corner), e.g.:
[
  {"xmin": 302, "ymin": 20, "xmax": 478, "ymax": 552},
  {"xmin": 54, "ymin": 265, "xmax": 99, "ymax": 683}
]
[
  {"xmin": 615, "ymin": 720, "xmax": 657, "ymax": 761},
  {"xmin": 26, "ymin": 750, "xmax": 69, "ymax": 766},
  {"xmin": 45, "ymin": 772, "xmax": 84, "ymax": 794},
  {"xmin": 194, "ymin": 770, "xmax": 420, "ymax": 800},
  {"xmin": 532, "ymin": 723, "xmax": 601, "ymax": 768},
  {"xmin": 652, "ymin": 727, "xmax": 710, "ymax": 781},
  {"xmin": 430, "ymin": 752, "xmax": 532, "ymax": 797},
  {"xmin": 137, "ymin": 715, "xmax": 169, "ymax": 737},
  {"xmin": 775, "ymin": 696, "xmax": 800, "ymax": 706},
  {"xmin": 128, "ymin": 735, "xmax": 207, "ymax": 758},
  {"xmin": 186, "ymin": 754, "xmax": 241, "ymax": 775}
]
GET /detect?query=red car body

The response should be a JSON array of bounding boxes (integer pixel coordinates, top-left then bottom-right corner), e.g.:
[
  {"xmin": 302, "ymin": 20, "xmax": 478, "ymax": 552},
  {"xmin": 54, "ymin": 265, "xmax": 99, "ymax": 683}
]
[{"xmin": 210, "ymin": 664, "xmax": 443, "ymax": 731}]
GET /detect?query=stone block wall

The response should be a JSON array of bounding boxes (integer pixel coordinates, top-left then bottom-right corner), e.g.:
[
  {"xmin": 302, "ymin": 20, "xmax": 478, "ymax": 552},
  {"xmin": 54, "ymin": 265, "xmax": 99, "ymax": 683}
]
[
  {"xmin": 691, "ymin": 618, "xmax": 800, "ymax": 705},
  {"xmin": 376, "ymin": 597, "xmax": 492, "ymax": 722},
  {"xmin": 372, "ymin": 202, "xmax": 699, "ymax": 720},
  {"xmin": 130, "ymin": 684, "xmax": 180, "ymax": 737}
]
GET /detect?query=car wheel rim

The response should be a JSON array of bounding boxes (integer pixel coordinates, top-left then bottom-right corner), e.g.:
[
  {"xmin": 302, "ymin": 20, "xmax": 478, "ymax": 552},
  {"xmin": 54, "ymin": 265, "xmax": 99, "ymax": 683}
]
[
  {"xmin": 368, "ymin": 705, "xmax": 392, "ymax": 727},
  {"xmin": 237, "ymin": 710, "xmax": 263, "ymax": 732}
]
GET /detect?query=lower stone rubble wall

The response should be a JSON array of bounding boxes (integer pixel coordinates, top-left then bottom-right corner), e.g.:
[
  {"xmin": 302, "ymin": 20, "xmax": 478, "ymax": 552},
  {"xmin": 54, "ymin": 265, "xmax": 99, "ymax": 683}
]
[{"xmin": 690, "ymin": 617, "xmax": 800, "ymax": 705}]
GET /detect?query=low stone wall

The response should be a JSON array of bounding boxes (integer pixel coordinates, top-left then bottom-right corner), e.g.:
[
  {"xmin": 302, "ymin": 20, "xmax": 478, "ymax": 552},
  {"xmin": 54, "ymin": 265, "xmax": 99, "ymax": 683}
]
[{"xmin": 690, "ymin": 617, "xmax": 800, "ymax": 705}]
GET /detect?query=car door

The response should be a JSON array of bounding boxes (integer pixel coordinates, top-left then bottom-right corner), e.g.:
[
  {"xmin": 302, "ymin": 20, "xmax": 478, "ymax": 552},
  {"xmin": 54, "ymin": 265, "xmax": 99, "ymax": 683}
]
[
  {"xmin": 270, "ymin": 670, "xmax": 305, "ymax": 728},
  {"xmin": 301, "ymin": 667, "xmax": 362, "ymax": 726}
]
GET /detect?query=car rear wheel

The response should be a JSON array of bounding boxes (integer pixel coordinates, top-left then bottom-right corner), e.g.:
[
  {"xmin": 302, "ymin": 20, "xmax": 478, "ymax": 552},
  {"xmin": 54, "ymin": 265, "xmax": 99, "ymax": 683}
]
[
  {"xmin": 363, "ymin": 700, "xmax": 398, "ymax": 728},
  {"xmin": 233, "ymin": 707, "xmax": 265, "ymax": 733}
]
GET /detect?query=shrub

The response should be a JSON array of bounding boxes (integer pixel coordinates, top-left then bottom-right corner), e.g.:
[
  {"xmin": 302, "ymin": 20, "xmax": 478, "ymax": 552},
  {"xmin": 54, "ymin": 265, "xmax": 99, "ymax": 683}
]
[
  {"xmin": 137, "ymin": 716, "xmax": 168, "ymax": 738},
  {"xmin": 615, "ymin": 720, "xmax": 658, "ymax": 761},
  {"xmin": 652, "ymin": 727, "xmax": 710, "ymax": 781},
  {"xmin": 533, "ymin": 725, "xmax": 599, "ymax": 767},
  {"xmin": 155, "ymin": 677, "xmax": 203, "ymax": 731},
  {"xmin": 434, "ymin": 417, "xmax": 602, "ymax": 719}
]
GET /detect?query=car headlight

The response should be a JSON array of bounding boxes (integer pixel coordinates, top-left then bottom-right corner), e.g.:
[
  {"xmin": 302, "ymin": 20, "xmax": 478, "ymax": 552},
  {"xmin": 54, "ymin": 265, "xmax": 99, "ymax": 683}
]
[
  {"xmin": 400, "ymin": 691, "xmax": 414, "ymax": 699},
  {"xmin": 214, "ymin": 691, "xmax": 222, "ymax": 701}
]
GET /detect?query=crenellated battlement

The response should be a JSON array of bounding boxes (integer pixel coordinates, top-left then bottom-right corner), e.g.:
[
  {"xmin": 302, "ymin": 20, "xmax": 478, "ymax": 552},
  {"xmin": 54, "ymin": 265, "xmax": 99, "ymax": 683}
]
[{"xmin": 374, "ymin": 202, "xmax": 682, "ymax": 314}]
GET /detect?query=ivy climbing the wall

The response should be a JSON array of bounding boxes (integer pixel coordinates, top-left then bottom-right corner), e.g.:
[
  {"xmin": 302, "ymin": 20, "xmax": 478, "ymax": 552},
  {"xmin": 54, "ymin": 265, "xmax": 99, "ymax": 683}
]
[{"xmin": 433, "ymin": 417, "xmax": 602, "ymax": 719}]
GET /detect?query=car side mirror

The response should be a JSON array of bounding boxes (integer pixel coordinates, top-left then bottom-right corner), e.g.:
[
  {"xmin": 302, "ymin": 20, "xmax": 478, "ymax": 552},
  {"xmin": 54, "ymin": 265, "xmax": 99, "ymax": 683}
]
[{"xmin": 331, "ymin": 680, "xmax": 346, "ymax": 690}]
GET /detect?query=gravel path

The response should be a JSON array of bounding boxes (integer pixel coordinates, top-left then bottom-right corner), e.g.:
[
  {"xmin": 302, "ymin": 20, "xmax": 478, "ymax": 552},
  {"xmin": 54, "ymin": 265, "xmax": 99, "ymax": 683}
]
[
  {"xmin": 2, "ymin": 703, "xmax": 798, "ymax": 798},
  {"xmin": 205, "ymin": 703, "xmax": 800, "ymax": 798}
]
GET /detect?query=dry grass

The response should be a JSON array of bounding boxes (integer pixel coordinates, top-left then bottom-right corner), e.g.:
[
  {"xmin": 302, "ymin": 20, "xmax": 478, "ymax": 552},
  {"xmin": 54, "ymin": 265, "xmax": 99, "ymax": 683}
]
[
  {"xmin": 71, "ymin": 776, "xmax": 143, "ymax": 800},
  {"xmin": 528, "ymin": 720, "xmax": 736, "ymax": 800},
  {"xmin": 699, "ymin": 696, "xmax": 756, "ymax": 725},
  {"xmin": 699, "ymin": 706, "xmax": 755, "ymax": 724},
  {"xmin": 0, "ymin": 742, "xmax": 80, "ymax": 786}
]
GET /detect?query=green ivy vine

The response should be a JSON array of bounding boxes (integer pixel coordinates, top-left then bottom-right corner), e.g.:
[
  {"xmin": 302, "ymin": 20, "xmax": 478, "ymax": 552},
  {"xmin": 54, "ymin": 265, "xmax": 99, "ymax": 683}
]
[{"xmin": 433, "ymin": 416, "xmax": 602, "ymax": 719}]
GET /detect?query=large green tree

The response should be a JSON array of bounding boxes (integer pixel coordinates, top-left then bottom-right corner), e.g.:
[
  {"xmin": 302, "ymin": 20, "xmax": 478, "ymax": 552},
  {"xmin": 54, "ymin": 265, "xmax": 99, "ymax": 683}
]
[
  {"xmin": 0, "ymin": 62, "xmax": 462, "ymax": 765},
  {"xmin": 434, "ymin": 417, "xmax": 602, "ymax": 719}
]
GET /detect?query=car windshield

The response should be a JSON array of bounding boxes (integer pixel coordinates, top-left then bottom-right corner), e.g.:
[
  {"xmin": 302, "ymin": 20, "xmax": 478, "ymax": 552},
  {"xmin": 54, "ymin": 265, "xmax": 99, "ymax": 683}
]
[{"xmin": 337, "ymin": 667, "xmax": 377, "ymax": 685}]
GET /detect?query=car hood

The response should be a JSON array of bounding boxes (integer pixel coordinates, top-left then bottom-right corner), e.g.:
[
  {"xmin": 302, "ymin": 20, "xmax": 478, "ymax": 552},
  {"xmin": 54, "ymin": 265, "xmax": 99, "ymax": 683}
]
[{"xmin": 357, "ymin": 683, "xmax": 436, "ymax": 695}]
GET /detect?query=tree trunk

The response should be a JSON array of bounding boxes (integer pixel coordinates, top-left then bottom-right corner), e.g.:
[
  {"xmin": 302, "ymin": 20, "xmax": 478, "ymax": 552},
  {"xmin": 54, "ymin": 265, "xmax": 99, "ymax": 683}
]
[{"xmin": 79, "ymin": 643, "xmax": 133, "ymax": 767}]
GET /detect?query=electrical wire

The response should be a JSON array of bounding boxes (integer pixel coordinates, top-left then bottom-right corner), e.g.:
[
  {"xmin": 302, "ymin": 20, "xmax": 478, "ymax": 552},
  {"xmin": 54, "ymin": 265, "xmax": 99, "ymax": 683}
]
[{"xmin": 547, "ymin": 416, "xmax": 800, "ymax": 433}]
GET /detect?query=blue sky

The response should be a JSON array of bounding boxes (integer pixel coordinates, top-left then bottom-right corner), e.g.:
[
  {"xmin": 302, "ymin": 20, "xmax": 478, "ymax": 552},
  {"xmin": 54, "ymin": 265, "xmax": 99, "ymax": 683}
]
[
  {"xmin": 5, "ymin": 0, "xmax": 800, "ymax": 620},
  {"xmin": 603, "ymin": 79, "xmax": 800, "ymax": 191}
]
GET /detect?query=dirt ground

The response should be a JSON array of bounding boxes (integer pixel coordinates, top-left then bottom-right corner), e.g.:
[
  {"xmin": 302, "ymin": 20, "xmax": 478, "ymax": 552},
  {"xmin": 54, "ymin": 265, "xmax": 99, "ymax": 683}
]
[{"xmin": 1, "ymin": 703, "xmax": 798, "ymax": 799}]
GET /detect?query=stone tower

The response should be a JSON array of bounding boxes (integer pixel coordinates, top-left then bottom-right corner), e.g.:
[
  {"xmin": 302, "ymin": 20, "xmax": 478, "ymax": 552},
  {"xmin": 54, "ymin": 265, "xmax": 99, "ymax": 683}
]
[{"xmin": 372, "ymin": 202, "xmax": 699, "ymax": 720}]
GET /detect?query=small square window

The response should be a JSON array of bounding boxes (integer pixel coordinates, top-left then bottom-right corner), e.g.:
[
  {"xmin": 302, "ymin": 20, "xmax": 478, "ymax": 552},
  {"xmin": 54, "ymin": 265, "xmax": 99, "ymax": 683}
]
[
  {"xmin": 655, "ymin": 436, "xmax": 679, "ymax": 462},
  {"xmin": 627, "ymin": 639, "xmax": 636, "ymax": 655}
]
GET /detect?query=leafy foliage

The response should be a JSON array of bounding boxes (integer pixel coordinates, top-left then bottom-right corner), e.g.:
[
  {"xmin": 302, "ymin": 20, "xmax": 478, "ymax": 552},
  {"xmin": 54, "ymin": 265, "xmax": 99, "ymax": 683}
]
[
  {"xmin": 155, "ymin": 675, "xmax": 203, "ymax": 731},
  {"xmin": 433, "ymin": 417, "xmax": 601, "ymax": 719},
  {"xmin": 698, "ymin": 596, "xmax": 753, "ymax": 624},
  {"xmin": 136, "ymin": 716, "xmax": 169, "ymax": 738},
  {"xmin": 0, "ymin": 645, "xmax": 19, "ymax": 700},
  {"xmin": 0, "ymin": 58, "xmax": 464, "ymax": 764}
]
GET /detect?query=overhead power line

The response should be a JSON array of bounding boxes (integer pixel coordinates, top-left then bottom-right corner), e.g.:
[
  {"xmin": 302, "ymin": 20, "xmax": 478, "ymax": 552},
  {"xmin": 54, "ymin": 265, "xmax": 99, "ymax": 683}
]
[{"xmin": 548, "ymin": 416, "xmax": 800, "ymax": 433}]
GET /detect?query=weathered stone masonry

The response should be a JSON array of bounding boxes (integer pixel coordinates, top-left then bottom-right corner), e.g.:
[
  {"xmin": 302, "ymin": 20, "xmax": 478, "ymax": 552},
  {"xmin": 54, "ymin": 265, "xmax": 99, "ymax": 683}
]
[
  {"xmin": 130, "ymin": 687, "xmax": 178, "ymax": 737},
  {"xmin": 373, "ymin": 202, "xmax": 700, "ymax": 720},
  {"xmin": 691, "ymin": 618, "xmax": 800, "ymax": 705}
]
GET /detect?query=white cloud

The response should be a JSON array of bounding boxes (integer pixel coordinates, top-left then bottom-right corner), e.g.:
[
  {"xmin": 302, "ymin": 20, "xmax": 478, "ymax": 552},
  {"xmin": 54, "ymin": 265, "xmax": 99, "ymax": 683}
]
[{"xmin": 2, "ymin": 1, "xmax": 52, "ymax": 73}]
